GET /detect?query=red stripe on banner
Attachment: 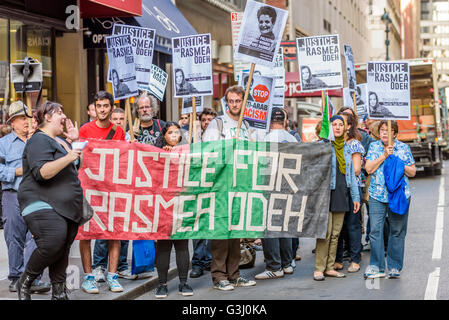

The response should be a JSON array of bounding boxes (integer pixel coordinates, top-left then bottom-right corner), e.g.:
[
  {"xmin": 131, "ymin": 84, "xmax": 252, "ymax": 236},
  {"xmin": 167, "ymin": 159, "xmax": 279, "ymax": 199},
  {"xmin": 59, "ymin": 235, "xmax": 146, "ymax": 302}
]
[{"xmin": 76, "ymin": 140, "xmax": 188, "ymax": 240}]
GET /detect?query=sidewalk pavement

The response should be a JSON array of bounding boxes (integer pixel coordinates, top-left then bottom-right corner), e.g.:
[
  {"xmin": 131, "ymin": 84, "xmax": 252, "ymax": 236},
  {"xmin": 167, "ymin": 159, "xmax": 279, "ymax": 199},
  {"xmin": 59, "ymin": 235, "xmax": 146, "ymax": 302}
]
[{"xmin": 0, "ymin": 239, "xmax": 184, "ymax": 300}]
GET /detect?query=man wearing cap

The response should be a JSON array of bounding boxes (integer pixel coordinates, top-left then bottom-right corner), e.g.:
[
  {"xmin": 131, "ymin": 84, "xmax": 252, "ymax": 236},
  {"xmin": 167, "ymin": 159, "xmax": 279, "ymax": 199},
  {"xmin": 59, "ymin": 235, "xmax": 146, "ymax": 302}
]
[
  {"xmin": 255, "ymin": 107, "xmax": 297, "ymax": 280},
  {"xmin": 0, "ymin": 101, "xmax": 50, "ymax": 294}
]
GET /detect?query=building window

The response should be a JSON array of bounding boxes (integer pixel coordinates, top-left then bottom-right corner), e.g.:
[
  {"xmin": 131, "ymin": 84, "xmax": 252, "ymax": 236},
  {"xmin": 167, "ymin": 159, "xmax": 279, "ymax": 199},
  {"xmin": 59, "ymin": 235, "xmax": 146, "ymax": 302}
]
[{"xmin": 323, "ymin": 19, "xmax": 331, "ymax": 33}]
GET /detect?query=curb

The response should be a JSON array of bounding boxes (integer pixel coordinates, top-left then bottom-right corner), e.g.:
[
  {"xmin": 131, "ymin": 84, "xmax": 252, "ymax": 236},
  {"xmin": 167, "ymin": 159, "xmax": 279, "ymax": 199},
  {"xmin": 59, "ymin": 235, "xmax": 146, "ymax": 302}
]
[{"xmin": 113, "ymin": 267, "xmax": 179, "ymax": 300}]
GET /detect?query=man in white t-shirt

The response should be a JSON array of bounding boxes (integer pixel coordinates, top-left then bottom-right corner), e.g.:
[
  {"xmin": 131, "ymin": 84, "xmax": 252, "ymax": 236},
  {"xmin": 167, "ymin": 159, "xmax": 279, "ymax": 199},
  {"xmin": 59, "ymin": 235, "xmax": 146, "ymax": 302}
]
[
  {"xmin": 256, "ymin": 107, "xmax": 297, "ymax": 280},
  {"xmin": 202, "ymin": 85, "xmax": 256, "ymax": 291}
]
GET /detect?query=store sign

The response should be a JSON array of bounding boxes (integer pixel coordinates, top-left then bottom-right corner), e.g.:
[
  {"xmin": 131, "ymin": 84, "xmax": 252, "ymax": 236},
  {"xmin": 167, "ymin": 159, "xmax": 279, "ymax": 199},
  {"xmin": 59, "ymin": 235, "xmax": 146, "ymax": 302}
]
[
  {"xmin": 284, "ymin": 72, "xmax": 342, "ymax": 98},
  {"xmin": 280, "ymin": 41, "xmax": 297, "ymax": 61}
]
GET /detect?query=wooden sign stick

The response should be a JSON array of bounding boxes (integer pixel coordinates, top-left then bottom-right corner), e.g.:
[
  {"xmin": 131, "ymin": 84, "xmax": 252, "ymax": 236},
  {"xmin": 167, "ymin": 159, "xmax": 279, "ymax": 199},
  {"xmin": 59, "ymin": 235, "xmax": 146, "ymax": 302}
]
[
  {"xmin": 125, "ymin": 99, "xmax": 135, "ymax": 141},
  {"xmin": 352, "ymin": 91, "xmax": 358, "ymax": 117},
  {"xmin": 188, "ymin": 111, "xmax": 193, "ymax": 144},
  {"xmin": 388, "ymin": 119, "xmax": 392, "ymax": 146},
  {"xmin": 235, "ymin": 62, "xmax": 255, "ymax": 139},
  {"xmin": 192, "ymin": 96, "xmax": 197, "ymax": 143}
]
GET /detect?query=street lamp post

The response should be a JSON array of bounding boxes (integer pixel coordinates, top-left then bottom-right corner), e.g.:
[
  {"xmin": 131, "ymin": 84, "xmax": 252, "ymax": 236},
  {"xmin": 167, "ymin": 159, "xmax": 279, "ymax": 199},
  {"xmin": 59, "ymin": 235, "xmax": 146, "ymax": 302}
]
[{"xmin": 381, "ymin": 9, "xmax": 392, "ymax": 61}]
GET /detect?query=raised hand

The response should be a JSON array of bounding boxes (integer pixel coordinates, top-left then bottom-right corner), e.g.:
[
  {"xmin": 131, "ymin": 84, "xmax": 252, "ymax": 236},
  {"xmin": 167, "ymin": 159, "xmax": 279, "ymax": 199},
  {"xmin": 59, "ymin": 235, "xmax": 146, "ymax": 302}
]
[{"xmin": 63, "ymin": 119, "xmax": 79, "ymax": 142}]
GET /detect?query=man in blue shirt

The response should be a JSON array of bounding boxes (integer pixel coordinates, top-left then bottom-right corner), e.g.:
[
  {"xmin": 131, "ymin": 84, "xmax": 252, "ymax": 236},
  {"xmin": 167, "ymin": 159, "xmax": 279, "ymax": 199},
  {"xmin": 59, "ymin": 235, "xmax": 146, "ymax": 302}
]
[{"xmin": 0, "ymin": 101, "xmax": 50, "ymax": 294}]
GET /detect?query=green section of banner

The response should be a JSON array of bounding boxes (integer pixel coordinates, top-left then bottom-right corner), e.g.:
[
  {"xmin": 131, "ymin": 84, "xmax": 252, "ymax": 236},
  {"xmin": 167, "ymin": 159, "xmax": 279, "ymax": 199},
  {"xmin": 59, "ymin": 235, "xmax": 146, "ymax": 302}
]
[{"xmin": 170, "ymin": 139, "xmax": 270, "ymax": 239}]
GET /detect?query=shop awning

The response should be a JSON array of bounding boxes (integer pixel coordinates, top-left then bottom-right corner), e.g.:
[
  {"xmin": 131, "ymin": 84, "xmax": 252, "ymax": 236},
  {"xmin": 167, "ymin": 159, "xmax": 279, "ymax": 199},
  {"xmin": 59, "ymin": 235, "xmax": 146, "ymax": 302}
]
[
  {"xmin": 285, "ymin": 72, "xmax": 343, "ymax": 98},
  {"xmin": 82, "ymin": 0, "xmax": 197, "ymax": 54},
  {"xmin": 127, "ymin": 0, "xmax": 197, "ymax": 54},
  {"xmin": 80, "ymin": 0, "xmax": 142, "ymax": 18}
]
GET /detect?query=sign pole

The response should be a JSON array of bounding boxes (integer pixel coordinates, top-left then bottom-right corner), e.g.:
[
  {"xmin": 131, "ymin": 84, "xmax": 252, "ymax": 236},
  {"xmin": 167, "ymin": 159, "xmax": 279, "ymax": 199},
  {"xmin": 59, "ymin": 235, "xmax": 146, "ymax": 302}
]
[
  {"xmin": 192, "ymin": 96, "xmax": 197, "ymax": 143},
  {"xmin": 236, "ymin": 62, "xmax": 255, "ymax": 139},
  {"xmin": 388, "ymin": 120, "xmax": 392, "ymax": 146},
  {"xmin": 188, "ymin": 111, "xmax": 193, "ymax": 144},
  {"xmin": 25, "ymin": 93, "xmax": 33, "ymax": 130},
  {"xmin": 352, "ymin": 91, "xmax": 358, "ymax": 117},
  {"xmin": 125, "ymin": 99, "xmax": 135, "ymax": 142}
]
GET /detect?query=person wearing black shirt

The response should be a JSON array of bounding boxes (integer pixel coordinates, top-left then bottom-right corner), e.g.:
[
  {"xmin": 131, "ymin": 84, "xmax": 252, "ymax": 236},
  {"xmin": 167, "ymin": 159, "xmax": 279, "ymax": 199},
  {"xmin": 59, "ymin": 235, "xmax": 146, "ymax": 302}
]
[
  {"xmin": 134, "ymin": 91, "xmax": 166, "ymax": 145},
  {"xmin": 17, "ymin": 101, "xmax": 82, "ymax": 300}
]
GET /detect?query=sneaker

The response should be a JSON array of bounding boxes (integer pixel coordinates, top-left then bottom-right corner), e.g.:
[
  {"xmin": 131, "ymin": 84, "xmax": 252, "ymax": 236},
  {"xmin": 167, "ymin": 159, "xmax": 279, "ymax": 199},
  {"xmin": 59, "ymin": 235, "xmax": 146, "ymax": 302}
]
[
  {"xmin": 255, "ymin": 269, "xmax": 284, "ymax": 280},
  {"xmin": 362, "ymin": 243, "xmax": 371, "ymax": 252},
  {"xmin": 178, "ymin": 283, "xmax": 194, "ymax": 296},
  {"xmin": 291, "ymin": 259, "xmax": 296, "ymax": 268},
  {"xmin": 213, "ymin": 280, "xmax": 234, "ymax": 291},
  {"xmin": 229, "ymin": 276, "xmax": 256, "ymax": 287},
  {"xmin": 388, "ymin": 268, "xmax": 401, "ymax": 279},
  {"xmin": 155, "ymin": 284, "xmax": 168, "ymax": 299},
  {"xmin": 9, "ymin": 279, "xmax": 18, "ymax": 293},
  {"xmin": 364, "ymin": 266, "xmax": 386, "ymax": 279},
  {"xmin": 106, "ymin": 273, "xmax": 123, "ymax": 292},
  {"xmin": 92, "ymin": 266, "xmax": 106, "ymax": 282},
  {"xmin": 283, "ymin": 266, "xmax": 294, "ymax": 275},
  {"xmin": 117, "ymin": 269, "xmax": 138, "ymax": 280},
  {"xmin": 81, "ymin": 275, "xmax": 99, "ymax": 294}
]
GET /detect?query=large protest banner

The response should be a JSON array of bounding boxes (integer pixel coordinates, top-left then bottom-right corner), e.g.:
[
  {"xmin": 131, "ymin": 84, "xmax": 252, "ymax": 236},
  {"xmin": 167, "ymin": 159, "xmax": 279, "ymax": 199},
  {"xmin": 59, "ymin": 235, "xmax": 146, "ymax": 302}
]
[
  {"xmin": 106, "ymin": 34, "xmax": 139, "ymax": 100},
  {"xmin": 238, "ymin": 72, "xmax": 274, "ymax": 130},
  {"xmin": 296, "ymin": 34, "xmax": 343, "ymax": 92},
  {"xmin": 367, "ymin": 61, "xmax": 410, "ymax": 120},
  {"xmin": 234, "ymin": 0, "xmax": 288, "ymax": 67},
  {"xmin": 112, "ymin": 24, "xmax": 156, "ymax": 92},
  {"xmin": 76, "ymin": 139, "xmax": 332, "ymax": 240},
  {"xmin": 172, "ymin": 33, "xmax": 213, "ymax": 98},
  {"xmin": 344, "ymin": 44, "xmax": 357, "ymax": 92},
  {"xmin": 149, "ymin": 64, "xmax": 168, "ymax": 101},
  {"xmin": 343, "ymin": 84, "xmax": 368, "ymax": 119}
]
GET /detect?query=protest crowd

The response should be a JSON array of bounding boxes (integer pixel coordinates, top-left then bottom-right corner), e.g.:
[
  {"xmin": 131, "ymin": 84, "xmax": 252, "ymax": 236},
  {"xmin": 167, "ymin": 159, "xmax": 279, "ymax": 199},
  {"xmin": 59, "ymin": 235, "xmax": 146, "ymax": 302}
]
[{"xmin": 0, "ymin": 0, "xmax": 417, "ymax": 301}]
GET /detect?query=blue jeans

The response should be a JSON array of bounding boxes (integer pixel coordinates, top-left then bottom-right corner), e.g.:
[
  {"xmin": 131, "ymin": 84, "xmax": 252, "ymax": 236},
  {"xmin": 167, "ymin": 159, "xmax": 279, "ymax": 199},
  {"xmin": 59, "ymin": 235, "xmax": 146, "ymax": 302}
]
[
  {"xmin": 191, "ymin": 239, "xmax": 212, "ymax": 270},
  {"xmin": 336, "ymin": 188, "xmax": 362, "ymax": 263},
  {"xmin": 92, "ymin": 239, "xmax": 129, "ymax": 272},
  {"xmin": 2, "ymin": 191, "xmax": 37, "ymax": 281},
  {"xmin": 261, "ymin": 238, "xmax": 293, "ymax": 271},
  {"xmin": 368, "ymin": 197, "xmax": 410, "ymax": 272}
]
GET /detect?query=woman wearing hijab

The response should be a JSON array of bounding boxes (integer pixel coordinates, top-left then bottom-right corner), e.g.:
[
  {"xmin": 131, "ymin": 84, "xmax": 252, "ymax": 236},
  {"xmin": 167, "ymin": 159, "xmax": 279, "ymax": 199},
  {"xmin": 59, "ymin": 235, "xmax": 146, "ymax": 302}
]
[{"xmin": 314, "ymin": 115, "xmax": 361, "ymax": 281}]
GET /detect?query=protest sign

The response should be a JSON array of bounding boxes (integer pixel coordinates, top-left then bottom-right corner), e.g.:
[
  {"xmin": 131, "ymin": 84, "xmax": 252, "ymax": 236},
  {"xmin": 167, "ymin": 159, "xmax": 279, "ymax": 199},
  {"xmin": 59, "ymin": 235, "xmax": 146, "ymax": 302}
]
[
  {"xmin": 149, "ymin": 64, "xmax": 168, "ymax": 101},
  {"xmin": 344, "ymin": 44, "xmax": 357, "ymax": 92},
  {"xmin": 112, "ymin": 24, "xmax": 156, "ymax": 91},
  {"xmin": 106, "ymin": 34, "xmax": 139, "ymax": 100},
  {"xmin": 231, "ymin": 12, "xmax": 251, "ymax": 82},
  {"xmin": 252, "ymin": 48, "xmax": 285, "ymax": 108},
  {"xmin": 296, "ymin": 34, "xmax": 343, "ymax": 92},
  {"xmin": 343, "ymin": 84, "xmax": 368, "ymax": 119},
  {"xmin": 367, "ymin": 61, "xmax": 410, "ymax": 120},
  {"xmin": 76, "ymin": 139, "xmax": 332, "ymax": 240},
  {"xmin": 234, "ymin": 0, "xmax": 288, "ymax": 67},
  {"xmin": 172, "ymin": 33, "xmax": 213, "ymax": 98},
  {"xmin": 182, "ymin": 96, "xmax": 203, "ymax": 114},
  {"xmin": 238, "ymin": 71, "xmax": 274, "ymax": 130}
]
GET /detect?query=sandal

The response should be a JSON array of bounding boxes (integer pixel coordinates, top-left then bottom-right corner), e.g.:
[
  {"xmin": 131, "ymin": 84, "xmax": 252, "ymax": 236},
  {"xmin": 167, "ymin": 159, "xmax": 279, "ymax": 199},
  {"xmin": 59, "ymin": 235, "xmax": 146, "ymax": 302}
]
[
  {"xmin": 313, "ymin": 272, "xmax": 325, "ymax": 281},
  {"xmin": 333, "ymin": 262, "xmax": 343, "ymax": 270},
  {"xmin": 324, "ymin": 271, "xmax": 346, "ymax": 278},
  {"xmin": 348, "ymin": 263, "xmax": 360, "ymax": 273}
]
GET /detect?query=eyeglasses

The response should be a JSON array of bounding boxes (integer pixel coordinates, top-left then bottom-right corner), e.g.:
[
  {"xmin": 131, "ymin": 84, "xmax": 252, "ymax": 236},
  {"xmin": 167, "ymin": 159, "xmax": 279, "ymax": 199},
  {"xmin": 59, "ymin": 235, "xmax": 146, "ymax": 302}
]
[
  {"xmin": 227, "ymin": 99, "xmax": 242, "ymax": 105},
  {"xmin": 180, "ymin": 116, "xmax": 189, "ymax": 120}
]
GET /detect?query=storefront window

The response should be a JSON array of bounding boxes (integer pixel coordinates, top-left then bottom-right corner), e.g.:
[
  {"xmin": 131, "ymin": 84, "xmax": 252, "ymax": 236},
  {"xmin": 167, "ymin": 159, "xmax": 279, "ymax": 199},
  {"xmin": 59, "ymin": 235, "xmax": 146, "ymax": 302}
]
[{"xmin": 0, "ymin": 18, "xmax": 8, "ymax": 122}]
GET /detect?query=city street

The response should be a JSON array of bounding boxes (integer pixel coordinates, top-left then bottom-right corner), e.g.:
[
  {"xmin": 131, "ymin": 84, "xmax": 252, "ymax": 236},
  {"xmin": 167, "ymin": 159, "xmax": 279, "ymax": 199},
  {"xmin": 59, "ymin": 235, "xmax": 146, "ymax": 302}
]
[{"xmin": 135, "ymin": 166, "xmax": 449, "ymax": 301}]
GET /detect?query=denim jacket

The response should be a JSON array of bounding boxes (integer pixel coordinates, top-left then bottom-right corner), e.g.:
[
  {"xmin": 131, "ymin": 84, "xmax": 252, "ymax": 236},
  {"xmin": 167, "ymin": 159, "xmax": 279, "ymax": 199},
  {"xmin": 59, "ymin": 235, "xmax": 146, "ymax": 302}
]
[
  {"xmin": 330, "ymin": 143, "xmax": 360, "ymax": 202},
  {"xmin": 0, "ymin": 131, "xmax": 26, "ymax": 191}
]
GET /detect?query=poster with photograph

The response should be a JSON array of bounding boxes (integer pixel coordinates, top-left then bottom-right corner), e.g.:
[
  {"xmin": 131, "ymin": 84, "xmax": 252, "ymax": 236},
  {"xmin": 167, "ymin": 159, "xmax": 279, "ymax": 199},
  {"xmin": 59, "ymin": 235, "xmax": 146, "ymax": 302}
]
[
  {"xmin": 234, "ymin": 0, "xmax": 288, "ymax": 67},
  {"xmin": 296, "ymin": 34, "xmax": 343, "ymax": 92},
  {"xmin": 344, "ymin": 44, "xmax": 357, "ymax": 92},
  {"xmin": 182, "ymin": 96, "xmax": 203, "ymax": 115},
  {"xmin": 343, "ymin": 83, "xmax": 368, "ymax": 119},
  {"xmin": 106, "ymin": 34, "xmax": 139, "ymax": 100},
  {"xmin": 367, "ymin": 61, "xmax": 410, "ymax": 120},
  {"xmin": 238, "ymin": 71, "xmax": 274, "ymax": 130},
  {"xmin": 172, "ymin": 33, "xmax": 213, "ymax": 98},
  {"xmin": 231, "ymin": 11, "xmax": 251, "ymax": 81},
  {"xmin": 112, "ymin": 24, "xmax": 155, "ymax": 91},
  {"xmin": 149, "ymin": 64, "xmax": 168, "ymax": 101}
]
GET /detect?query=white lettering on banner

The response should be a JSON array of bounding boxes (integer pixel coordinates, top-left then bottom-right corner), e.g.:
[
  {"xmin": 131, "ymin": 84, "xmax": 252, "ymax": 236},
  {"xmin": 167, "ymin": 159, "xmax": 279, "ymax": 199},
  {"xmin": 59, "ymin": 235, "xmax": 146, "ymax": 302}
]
[
  {"xmin": 112, "ymin": 150, "xmax": 134, "ymax": 185},
  {"xmin": 132, "ymin": 195, "xmax": 153, "ymax": 233},
  {"xmin": 252, "ymin": 151, "xmax": 279, "ymax": 191},
  {"xmin": 84, "ymin": 148, "xmax": 114, "ymax": 181},
  {"xmin": 135, "ymin": 151, "xmax": 158, "ymax": 187},
  {"xmin": 194, "ymin": 193, "xmax": 215, "ymax": 231},
  {"xmin": 84, "ymin": 189, "xmax": 108, "ymax": 232},
  {"xmin": 155, "ymin": 195, "xmax": 177, "ymax": 234},
  {"xmin": 246, "ymin": 193, "xmax": 267, "ymax": 232},
  {"xmin": 228, "ymin": 192, "xmax": 247, "ymax": 231},
  {"xmin": 276, "ymin": 153, "xmax": 302, "ymax": 193},
  {"xmin": 267, "ymin": 194, "xmax": 287, "ymax": 232},
  {"xmin": 184, "ymin": 153, "xmax": 201, "ymax": 187},
  {"xmin": 233, "ymin": 149, "xmax": 251, "ymax": 187},
  {"xmin": 200, "ymin": 152, "xmax": 219, "ymax": 188},
  {"xmin": 177, "ymin": 153, "xmax": 186, "ymax": 187},
  {"xmin": 173, "ymin": 195, "xmax": 196, "ymax": 234},
  {"xmin": 160, "ymin": 153, "xmax": 178, "ymax": 188},
  {"xmin": 283, "ymin": 195, "xmax": 307, "ymax": 232},
  {"xmin": 108, "ymin": 192, "xmax": 132, "ymax": 232}
]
